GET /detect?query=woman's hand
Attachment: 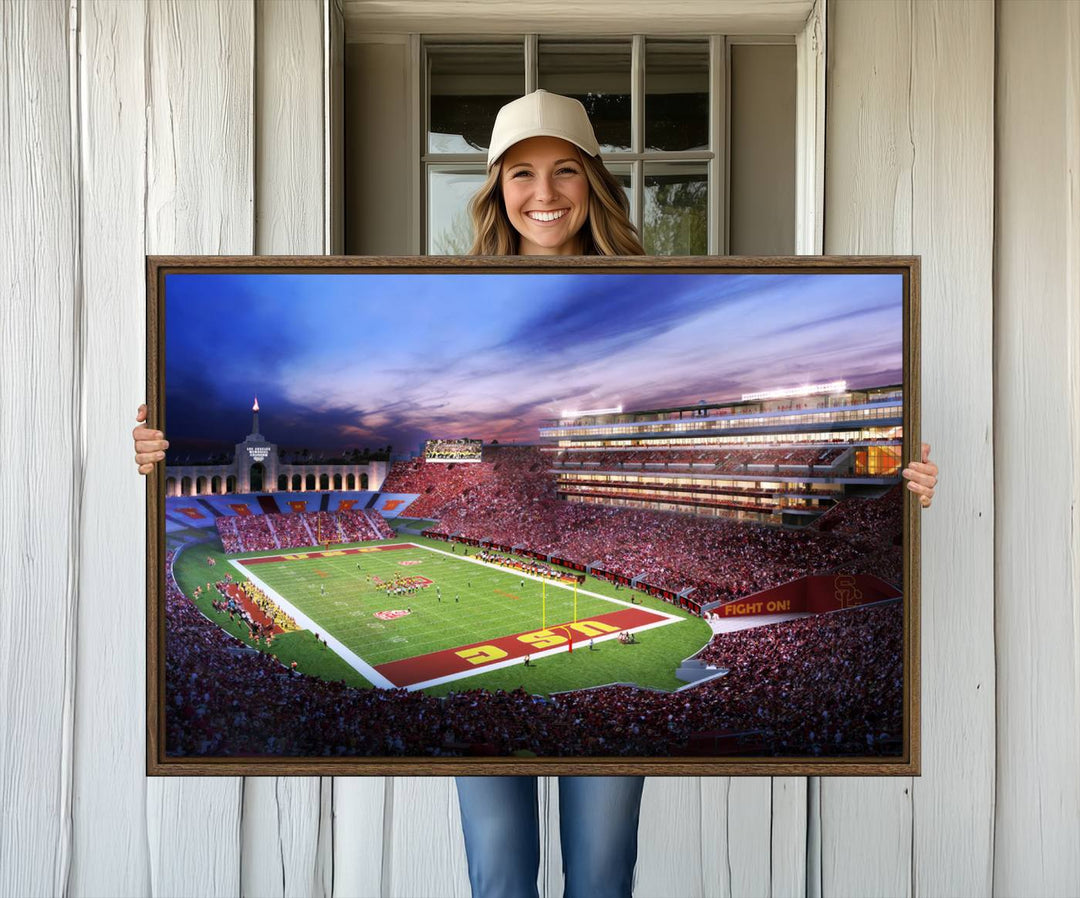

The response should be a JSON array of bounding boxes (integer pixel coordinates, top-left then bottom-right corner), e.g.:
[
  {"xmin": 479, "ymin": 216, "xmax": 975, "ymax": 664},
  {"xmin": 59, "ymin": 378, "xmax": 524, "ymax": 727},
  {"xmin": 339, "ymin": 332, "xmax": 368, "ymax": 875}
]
[
  {"xmin": 902, "ymin": 442, "xmax": 938, "ymax": 508},
  {"xmin": 133, "ymin": 404, "xmax": 169, "ymax": 475}
]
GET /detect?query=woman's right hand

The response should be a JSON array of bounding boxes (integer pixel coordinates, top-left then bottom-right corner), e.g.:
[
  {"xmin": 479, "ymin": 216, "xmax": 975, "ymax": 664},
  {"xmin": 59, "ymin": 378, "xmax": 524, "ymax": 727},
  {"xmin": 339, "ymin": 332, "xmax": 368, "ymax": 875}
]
[{"xmin": 133, "ymin": 403, "xmax": 169, "ymax": 475}]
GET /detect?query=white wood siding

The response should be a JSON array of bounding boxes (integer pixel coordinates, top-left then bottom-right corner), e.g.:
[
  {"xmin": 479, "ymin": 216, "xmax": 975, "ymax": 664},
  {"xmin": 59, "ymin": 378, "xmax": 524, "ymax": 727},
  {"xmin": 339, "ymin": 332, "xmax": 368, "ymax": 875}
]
[
  {"xmin": 0, "ymin": 2, "xmax": 78, "ymax": 896},
  {"xmin": 70, "ymin": 0, "xmax": 151, "ymax": 893},
  {"xmin": 1, "ymin": 1, "xmax": 1076, "ymax": 896},
  {"xmin": 994, "ymin": 0, "xmax": 1080, "ymax": 893}
]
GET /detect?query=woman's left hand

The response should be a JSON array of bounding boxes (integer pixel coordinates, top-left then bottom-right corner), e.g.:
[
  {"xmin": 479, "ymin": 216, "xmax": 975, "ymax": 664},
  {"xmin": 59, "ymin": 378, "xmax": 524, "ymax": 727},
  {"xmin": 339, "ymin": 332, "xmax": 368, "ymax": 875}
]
[{"xmin": 902, "ymin": 442, "xmax": 938, "ymax": 508}]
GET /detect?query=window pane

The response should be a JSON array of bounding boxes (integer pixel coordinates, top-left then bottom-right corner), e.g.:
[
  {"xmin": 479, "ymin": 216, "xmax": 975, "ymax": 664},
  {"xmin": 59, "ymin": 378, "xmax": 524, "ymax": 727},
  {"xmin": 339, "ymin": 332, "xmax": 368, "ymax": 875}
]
[
  {"xmin": 645, "ymin": 40, "xmax": 709, "ymax": 152},
  {"xmin": 428, "ymin": 167, "xmax": 487, "ymax": 254},
  {"xmin": 428, "ymin": 44, "xmax": 524, "ymax": 154},
  {"xmin": 604, "ymin": 163, "xmax": 634, "ymax": 221},
  {"xmin": 538, "ymin": 40, "xmax": 631, "ymax": 153},
  {"xmin": 643, "ymin": 163, "xmax": 707, "ymax": 255}
]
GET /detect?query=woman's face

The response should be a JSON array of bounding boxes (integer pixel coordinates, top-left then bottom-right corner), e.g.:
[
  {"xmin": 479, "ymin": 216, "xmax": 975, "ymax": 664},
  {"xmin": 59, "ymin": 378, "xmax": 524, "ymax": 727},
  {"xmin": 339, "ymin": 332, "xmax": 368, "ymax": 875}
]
[{"xmin": 499, "ymin": 136, "xmax": 590, "ymax": 255}]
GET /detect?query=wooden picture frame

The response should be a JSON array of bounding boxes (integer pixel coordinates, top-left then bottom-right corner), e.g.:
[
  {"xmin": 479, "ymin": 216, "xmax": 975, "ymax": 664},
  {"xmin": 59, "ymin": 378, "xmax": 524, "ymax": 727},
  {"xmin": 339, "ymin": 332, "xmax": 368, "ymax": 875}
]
[{"xmin": 147, "ymin": 255, "xmax": 920, "ymax": 776}]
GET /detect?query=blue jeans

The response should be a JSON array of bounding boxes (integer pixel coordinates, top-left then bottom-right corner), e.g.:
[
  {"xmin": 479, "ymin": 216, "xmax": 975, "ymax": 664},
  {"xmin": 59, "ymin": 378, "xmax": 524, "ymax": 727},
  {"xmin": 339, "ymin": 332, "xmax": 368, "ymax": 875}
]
[{"xmin": 455, "ymin": 775, "xmax": 646, "ymax": 898}]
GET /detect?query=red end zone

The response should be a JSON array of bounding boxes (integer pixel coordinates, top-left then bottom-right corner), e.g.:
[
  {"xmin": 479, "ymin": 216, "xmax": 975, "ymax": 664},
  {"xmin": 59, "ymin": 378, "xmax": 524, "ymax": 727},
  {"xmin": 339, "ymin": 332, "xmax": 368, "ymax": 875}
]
[
  {"xmin": 239, "ymin": 544, "xmax": 412, "ymax": 565},
  {"xmin": 375, "ymin": 606, "xmax": 670, "ymax": 687}
]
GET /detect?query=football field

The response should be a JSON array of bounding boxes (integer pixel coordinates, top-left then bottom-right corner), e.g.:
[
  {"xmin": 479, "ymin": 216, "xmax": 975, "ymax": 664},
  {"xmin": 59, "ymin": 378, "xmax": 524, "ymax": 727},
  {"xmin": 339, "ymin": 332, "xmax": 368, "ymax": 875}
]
[{"xmin": 227, "ymin": 541, "xmax": 703, "ymax": 692}]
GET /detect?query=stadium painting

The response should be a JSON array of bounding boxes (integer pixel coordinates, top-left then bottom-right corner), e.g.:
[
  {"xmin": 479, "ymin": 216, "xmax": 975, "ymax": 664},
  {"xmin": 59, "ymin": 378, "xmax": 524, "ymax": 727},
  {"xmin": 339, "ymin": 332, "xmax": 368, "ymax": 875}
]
[{"xmin": 146, "ymin": 256, "xmax": 921, "ymax": 776}]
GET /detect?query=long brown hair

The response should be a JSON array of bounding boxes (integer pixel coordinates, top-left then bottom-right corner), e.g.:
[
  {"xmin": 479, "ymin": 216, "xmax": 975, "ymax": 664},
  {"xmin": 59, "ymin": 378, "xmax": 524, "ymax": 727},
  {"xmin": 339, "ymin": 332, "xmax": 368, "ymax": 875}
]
[{"xmin": 468, "ymin": 151, "xmax": 644, "ymax": 256}]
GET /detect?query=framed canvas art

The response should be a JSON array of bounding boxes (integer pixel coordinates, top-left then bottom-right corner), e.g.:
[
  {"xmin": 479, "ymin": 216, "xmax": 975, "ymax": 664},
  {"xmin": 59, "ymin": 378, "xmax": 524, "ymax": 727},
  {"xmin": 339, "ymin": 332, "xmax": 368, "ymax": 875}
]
[{"xmin": 146, "ymin": 255, "xmax": 920, "ymax": 776}]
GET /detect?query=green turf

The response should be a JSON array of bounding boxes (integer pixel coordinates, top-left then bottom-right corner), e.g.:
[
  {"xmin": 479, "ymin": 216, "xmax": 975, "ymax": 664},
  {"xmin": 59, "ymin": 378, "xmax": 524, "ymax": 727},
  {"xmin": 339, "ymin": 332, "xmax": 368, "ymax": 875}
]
[
  {"xmin": 242, "ymin": 544, "xmax": 629, "ymax": 666},
  {"xmin": 172, "ymin": 541, "xmax": 374, "ymax": 688}
]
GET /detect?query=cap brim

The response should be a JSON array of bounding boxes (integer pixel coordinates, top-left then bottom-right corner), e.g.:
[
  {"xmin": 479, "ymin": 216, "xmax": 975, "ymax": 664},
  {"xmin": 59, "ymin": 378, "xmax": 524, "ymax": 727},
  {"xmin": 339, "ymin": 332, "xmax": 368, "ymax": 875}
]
[{"xmin": 487, "ymin": 131, "xmax": 599, "ymax": 168}]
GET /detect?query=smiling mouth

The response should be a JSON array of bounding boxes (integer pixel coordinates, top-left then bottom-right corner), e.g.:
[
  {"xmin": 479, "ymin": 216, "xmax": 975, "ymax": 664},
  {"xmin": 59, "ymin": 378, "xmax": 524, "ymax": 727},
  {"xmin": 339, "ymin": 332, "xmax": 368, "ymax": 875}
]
[{"xmin": 526, "ymin": 209, "xmax": 568, "ymax": 222}]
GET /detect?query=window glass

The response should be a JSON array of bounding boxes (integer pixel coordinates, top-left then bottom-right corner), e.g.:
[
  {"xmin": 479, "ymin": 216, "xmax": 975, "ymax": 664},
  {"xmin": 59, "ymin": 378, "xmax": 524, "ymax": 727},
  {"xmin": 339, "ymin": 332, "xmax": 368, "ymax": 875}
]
[
  {"xmin": 645, "ymin": 40, "xmax": 709, "ymax": 152},
  {"xmin": 643, "ymin": 162, "xmax": 708, "ymax": 255},
  {"xmin": 428, "ymin": 167, "xmax": 487, "ymax": 254},
  {"xmin": 427, "ymin": 44, "xmax": 524, "ymax": 154},
  {"xmin": 538, "ymin": 40, "xmax": 632, "ymax": 153},
  {"xmin": 604, "ymin": 162, "xmax": 634, "ymax": 215}
]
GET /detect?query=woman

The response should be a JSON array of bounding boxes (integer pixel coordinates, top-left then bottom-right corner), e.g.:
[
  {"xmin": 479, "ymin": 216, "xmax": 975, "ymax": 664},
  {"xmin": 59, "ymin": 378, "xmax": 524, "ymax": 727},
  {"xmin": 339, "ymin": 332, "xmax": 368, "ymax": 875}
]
[{"xmin": 133, "ymin": 90, "xmax": 939, "ymax": 898}]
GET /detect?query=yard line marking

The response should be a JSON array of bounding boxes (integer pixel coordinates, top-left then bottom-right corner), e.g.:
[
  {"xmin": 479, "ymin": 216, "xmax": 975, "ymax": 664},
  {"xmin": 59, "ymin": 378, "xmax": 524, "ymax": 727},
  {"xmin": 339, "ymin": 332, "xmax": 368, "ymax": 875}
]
[
  {"xmin": 228, "ymin": 558, "xmax": 395, "ymax": 689},
  {"xmin": 406, "ymin": 543, "xmax": 685, "ymax": 622}
]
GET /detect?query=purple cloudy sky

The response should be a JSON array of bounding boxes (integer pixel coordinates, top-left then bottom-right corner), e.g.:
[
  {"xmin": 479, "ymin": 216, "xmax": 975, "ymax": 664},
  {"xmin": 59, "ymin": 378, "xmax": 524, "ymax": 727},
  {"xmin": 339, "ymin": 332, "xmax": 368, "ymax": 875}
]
[{"xmin": 164, "ymin": 271, "xmax": 903, "ymax": 457}]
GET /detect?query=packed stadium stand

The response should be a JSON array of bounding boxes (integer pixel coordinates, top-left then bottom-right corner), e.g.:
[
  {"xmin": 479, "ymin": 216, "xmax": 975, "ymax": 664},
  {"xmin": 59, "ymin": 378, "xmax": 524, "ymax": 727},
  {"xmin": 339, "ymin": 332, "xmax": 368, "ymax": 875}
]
[
  {"xmin": 215, "ymin": 508, "xmax": 394, "ymax": 554},
  {"xmin": 423, "ymin": 446, "xmax": 902, "ymax": 609},
  {"xmin": 379, "ymin": 456, "xmax": 495, "ymax": 518}
]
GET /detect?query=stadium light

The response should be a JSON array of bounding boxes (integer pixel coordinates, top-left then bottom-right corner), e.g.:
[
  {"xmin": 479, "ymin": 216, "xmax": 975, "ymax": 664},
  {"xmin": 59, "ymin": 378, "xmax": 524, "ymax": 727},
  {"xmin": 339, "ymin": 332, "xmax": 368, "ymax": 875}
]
[
  {"xmin": 560, "ymin": 405, "xmax": 623, "ymax": 418},
  {"xmin": 741, "ymin": 381, "xmax": 846, "ymax": 401}
]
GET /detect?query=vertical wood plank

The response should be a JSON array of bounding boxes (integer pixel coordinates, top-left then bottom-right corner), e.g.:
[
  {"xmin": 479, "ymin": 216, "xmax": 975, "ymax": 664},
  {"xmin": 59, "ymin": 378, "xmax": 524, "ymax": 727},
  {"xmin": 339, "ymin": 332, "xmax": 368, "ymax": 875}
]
[
  {"xmin": 332, "ymin": 778, "xmax": 386, "ymax": 897},
  {"xmin": 994, "ymin": 1, "xmax": 1080, "ymax": 893},
  {"xmin": 242, "ymin": 2, "xmax": 328, "ymax": 896},
  {"xmin": 822, "ymin": 3, "xmax": 914, "ymax": 894},
  {"xmin": 384, "ymin": 778, "xmax": 471, "ymax": 898},
  {"xmin": 771, "ymin": 777, "xmax": 808, "ymax": 898},
  {"xmin": 795, "ymin": 0, "xmax": 825, "ymax": 255},
  {"xmin": 825, "ymin": 0, "xmax": 913, "ymax": 256},
  {"xmin": 635, "ymin": 778, "xmax": 706, "ymax": 898},
  {"xmin": 908, "ymin": 2, "xmax": 995, "ymax": 896},
  {"xmin": 144, "ymin": 2, "xmax": 254, "ymax": 893},
  {"xmin": 254, "ymin": 0, "xmax": 325, "ymax": 256},
  {"xmin": 726, "ymin": 779, "xmax": 774, "ymax": 896},
  {"xmin": 144, "ymin": 0, "xmax": 255, "ymax": 257},
  {"xmin": 241, "ymin": 778, "xmax": 326, "ymax": 898},
  {"xmin": 696, "ymin": 779, "xmax": 777, "ymax": 898},
  {"xmin": 326, "ymin": 0, "xmax": 345, "ymax": 254},
  {"xmin": 539, "ymin": 777, "xmax": 560, "ymax": 897},
  {"xmin": 0, "ymin": 1, "xmax": 77, "ymax": 896},
  {"xmin": 70, "ymin": 1, "xmax": 152, "ymax": 895}
]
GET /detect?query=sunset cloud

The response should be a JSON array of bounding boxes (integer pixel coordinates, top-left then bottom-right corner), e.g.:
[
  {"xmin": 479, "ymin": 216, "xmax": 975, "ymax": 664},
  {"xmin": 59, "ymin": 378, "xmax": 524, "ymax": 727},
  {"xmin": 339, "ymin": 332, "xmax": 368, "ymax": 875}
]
[{"xmin": 165, "ymin": 271, "xmax": 903, "ymax": 456}]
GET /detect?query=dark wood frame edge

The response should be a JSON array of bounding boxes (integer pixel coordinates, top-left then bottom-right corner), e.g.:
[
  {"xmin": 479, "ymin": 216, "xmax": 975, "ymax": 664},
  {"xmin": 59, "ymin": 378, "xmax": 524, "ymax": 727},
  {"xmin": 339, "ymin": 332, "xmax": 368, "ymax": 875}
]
[{"xmin": 145, "ymin": 255, "xmax": 922, "ymax": 777}]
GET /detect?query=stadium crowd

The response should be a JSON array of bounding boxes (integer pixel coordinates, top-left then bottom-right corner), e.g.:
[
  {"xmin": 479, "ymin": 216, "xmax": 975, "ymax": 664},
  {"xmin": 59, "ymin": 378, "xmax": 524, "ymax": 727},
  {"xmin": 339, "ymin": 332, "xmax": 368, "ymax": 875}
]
[
  {"xmin": 549, "ymin": 446, "xmax": 849, "ymax": 472},
  {"xmin": 217, "ymin": 514, "xmax": 278, "ymax": 553},
  {"xmin": 379, "ymin": 456, "xmax": 495, "ymax": 519},
  {"xmin": 427, "ymin": 447, "xmax": 902, "ymax": 603},
  {"xmin": 216, "ymin": 509, "xmax": 393, "ymax": 554},
  {"xmin": 338, "ymin": 509, "xmax": 395, "ymax": 542}
]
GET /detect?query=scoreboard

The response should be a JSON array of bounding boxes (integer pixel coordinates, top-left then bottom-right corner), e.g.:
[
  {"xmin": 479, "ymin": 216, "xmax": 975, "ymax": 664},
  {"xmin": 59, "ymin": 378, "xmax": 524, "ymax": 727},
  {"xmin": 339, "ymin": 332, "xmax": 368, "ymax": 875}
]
[{"xmin": 424, "ymin": 438, "xmax": 482, "ymax": 463}]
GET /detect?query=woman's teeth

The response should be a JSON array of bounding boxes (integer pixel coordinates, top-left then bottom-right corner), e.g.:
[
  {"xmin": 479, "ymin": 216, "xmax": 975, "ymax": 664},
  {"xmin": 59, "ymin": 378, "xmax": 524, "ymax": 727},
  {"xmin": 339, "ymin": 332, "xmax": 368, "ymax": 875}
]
[{"xmin": 527, "ymin": 210, "xmax": 567, "ymax": 222}]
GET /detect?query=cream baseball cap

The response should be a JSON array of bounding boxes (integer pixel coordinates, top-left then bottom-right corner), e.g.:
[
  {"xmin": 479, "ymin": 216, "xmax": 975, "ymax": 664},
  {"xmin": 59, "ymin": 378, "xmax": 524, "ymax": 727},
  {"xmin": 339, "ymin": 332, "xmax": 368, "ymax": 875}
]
[{"xmin": 486, "ymin": 90, "xmax": 601, "ymax": 169}]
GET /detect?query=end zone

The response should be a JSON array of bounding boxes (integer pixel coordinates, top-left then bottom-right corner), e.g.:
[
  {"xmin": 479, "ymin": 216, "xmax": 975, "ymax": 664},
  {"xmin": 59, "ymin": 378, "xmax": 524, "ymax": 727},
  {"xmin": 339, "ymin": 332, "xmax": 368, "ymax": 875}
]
[{"xmin": 375, "ymin": 606, "xmax": 675, "ymax": 690}]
